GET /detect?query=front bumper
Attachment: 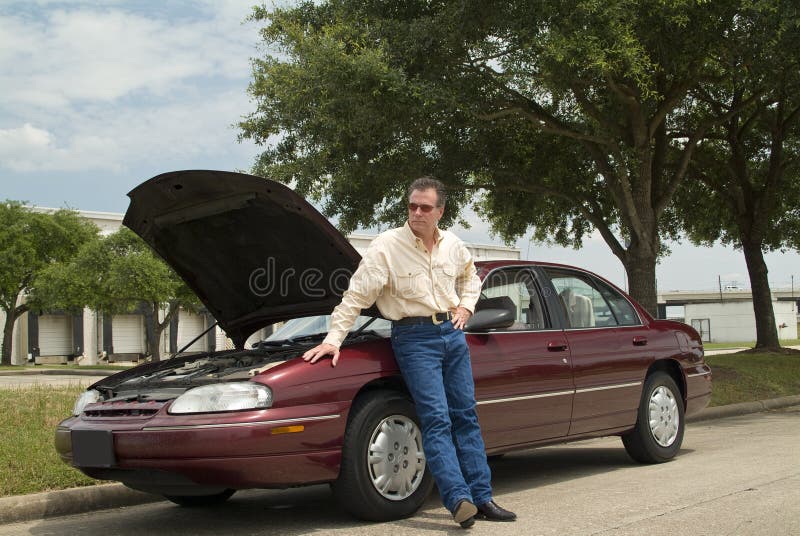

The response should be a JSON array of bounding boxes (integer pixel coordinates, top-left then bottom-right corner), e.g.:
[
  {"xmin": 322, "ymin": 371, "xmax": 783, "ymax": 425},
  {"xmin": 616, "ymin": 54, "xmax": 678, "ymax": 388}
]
[{"xmin": 55, "ymin": 403, "xmax": 348, "ymax": 491}]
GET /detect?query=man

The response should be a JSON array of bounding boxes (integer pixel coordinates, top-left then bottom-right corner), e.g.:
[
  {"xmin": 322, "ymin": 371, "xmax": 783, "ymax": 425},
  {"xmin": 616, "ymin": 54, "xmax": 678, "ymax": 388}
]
[{"xmin": 302, "ymin": 177, "xmax": 516, "ymax": 528}]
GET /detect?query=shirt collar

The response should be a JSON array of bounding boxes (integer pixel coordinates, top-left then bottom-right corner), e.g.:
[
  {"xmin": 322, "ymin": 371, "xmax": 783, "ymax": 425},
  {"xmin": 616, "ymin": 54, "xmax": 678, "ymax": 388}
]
[{"xmin": 403, "ymin": 221, "xmax": 444, "ymax": 245}]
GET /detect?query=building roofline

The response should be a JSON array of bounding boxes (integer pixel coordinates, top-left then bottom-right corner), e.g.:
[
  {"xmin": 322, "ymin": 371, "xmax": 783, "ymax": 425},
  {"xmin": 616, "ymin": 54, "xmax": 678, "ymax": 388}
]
[{"xmin": 31, "ymin": 206, "xmax": 124, "ymax": 221}]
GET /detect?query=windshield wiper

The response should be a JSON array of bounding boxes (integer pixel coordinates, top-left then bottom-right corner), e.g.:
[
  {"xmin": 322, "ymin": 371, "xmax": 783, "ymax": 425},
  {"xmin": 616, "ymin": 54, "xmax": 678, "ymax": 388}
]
[
  {"xmin": 285, "ymin": 333, "xmax": 327, "ymax": 345},
  {"xmin": 253, "ymin": 340, "xmax": 290, "ymax": 348},
  {"xmin": 346, "ymin": 329, "xmax": 384, "ymax": 341},
  {"xmin": 350, "ymin": 316, "xmax": 379, "ymax": 337}
]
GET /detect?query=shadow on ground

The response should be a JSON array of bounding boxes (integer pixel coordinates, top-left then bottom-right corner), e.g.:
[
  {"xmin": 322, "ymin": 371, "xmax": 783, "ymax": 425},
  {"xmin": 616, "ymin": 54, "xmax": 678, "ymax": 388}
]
[{"xmin": 21, "ymin": 441, "xmax": 697, "ymax": 535}]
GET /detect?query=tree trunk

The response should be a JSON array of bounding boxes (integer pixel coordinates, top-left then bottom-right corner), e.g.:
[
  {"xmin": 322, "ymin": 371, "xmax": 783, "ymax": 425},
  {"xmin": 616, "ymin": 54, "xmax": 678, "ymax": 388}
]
[
  {"xmin": 150, "ymin": 303, "xmax": 180, "ymax": 362},
  {"xmin": 622, "ymin": 254, "xmax": 659, "ymax": 318},
  {"xmin": 741, "ymin": 239, "xmax": 780, "ymax": 350},
  {"xmin": 145, "ymin": 303, "xmax": 162, "ymax": 362},
  {"xmin": 1, "ymin": 309, "xmax": 16, "ymax": 366},
  {"xmin": 149, "ymin": 325, "xmax": 163, "ymax": 362}
]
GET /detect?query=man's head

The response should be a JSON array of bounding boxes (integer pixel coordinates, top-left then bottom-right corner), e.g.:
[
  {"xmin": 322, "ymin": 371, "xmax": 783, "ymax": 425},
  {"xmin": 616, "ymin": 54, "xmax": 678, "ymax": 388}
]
[
  {"xmin": 407, "ymin": 176, "xmax": 446, "ymax": 208},
  {"xmin": 407, "ymin": 176, "xmax": 446, "ymax": 238}
]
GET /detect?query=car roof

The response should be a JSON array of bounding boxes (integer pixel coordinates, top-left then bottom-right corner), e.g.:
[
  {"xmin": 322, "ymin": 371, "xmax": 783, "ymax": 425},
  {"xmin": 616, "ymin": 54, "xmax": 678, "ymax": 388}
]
[{"xmin": 476, "ymin": 259, "xmax": 595, "ymax": 277}]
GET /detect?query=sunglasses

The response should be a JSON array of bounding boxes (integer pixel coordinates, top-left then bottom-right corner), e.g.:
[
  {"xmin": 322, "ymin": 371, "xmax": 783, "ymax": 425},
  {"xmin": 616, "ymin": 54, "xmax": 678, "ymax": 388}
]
[{"xmin": 407, "ymin": 203, "xmax": 438, "ymax": 213}]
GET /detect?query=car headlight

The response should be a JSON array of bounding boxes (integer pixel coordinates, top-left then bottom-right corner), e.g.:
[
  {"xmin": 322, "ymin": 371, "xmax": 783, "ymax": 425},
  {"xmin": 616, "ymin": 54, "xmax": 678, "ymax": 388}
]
[
  {"xmin": 168, "ymin": 383, "xmax": 273, "ymax": 414},
  {"xmin": 73, "ymin": 389, "xmax": 102, "ymax": 416}
]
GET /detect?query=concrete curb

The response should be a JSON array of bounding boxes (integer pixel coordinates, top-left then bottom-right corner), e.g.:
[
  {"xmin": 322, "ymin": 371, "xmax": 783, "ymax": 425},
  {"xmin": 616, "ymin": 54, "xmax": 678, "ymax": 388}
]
[
  {"xmin": 0, "ymin": 484, "xmax": 163, "ymax": 525},
  {"xmin": 1, "ymin": 394, "xmax": 798, "ymax": 526},
  {"xmin": 686, "ymin": 393, "xmax": 800, "ymax": 423}
]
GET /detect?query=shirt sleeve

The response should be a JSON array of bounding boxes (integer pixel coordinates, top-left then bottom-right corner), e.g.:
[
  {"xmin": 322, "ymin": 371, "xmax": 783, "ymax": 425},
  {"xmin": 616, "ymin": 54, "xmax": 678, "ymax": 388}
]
[
  {"xmin": 322, "ymin": 238, "xmax": 390, "ymax": 348},
  {"xmin": 455, "ymin": 242, "xmax": 481, "ymax": 314}
]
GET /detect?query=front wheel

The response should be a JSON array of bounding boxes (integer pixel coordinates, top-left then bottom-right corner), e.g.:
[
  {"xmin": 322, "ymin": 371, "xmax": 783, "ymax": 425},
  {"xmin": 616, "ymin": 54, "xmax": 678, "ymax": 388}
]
[
  {"xmin": 622, "ymin": 371, "xmax": 684, "ymax": 463},
  {"xmin": 332, "ymin": 390, "xmax": 433, "ymax": 521}
]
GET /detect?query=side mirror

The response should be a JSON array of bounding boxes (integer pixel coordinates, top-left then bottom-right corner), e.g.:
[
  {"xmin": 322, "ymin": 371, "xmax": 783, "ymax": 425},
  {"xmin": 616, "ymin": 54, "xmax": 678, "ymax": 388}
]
[{"xmin": 464, "ymin": 307, "xmax": 516, "ymax": 332}]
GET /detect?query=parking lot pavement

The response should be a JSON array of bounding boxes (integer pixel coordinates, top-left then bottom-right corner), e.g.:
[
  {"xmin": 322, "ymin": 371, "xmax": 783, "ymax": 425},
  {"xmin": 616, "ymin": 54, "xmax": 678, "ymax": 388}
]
[{"xmin": 1, "ymin": 406, "xmax": 797, "ymax": 535}]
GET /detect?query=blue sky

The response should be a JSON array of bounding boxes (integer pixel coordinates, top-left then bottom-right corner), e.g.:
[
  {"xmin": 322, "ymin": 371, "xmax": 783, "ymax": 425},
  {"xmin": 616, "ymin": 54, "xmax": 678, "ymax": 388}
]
[{"xmin": 1, "ymin": 0, "xmax": 798, "ymax": 293}]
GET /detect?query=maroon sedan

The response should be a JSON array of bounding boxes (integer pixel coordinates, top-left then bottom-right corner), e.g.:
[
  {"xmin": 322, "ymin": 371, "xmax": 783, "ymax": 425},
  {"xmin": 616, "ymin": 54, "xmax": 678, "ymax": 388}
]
[{"xmin": 55, "ymin": 170, "xmax": 712, "ymax": 521}]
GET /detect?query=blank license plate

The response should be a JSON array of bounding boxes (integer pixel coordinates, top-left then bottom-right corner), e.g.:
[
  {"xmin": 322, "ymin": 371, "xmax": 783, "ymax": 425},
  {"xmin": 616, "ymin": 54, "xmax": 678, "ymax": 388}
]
[{"xmin": 71, "ymin": 430, "xmax": 116, "ymax": 467}]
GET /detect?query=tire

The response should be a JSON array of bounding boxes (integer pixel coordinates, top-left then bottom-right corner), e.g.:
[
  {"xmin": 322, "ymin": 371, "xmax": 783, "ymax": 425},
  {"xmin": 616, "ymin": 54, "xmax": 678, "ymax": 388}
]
[
  {"xmin": 622, "ymin": 371, "xmax": 685, "ymax": 463},
  {"xmin": 164, "ymin": 489, "xmax": 235, "ymax": 507},
  {"xmin": 331, "ymin": 390, "xmax": 434, "ymax": 521}
]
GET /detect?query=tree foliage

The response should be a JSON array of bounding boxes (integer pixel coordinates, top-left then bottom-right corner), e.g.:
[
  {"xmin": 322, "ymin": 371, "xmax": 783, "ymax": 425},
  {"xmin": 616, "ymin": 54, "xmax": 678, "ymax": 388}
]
[
  {"xmin": 32, "ymin": 228, "xmax": 201, "ymax": 362},
  {"xmin": 0, "ymin": 202, "xmax": 98, "ymax": 365},
  {"xmin": 677, "ymin": 1, "xmax": 800, "ymax": 250},
  {"xmin": 673, "ymin": 0, "xmax": 800, "ymax": 349},
  {"xmin": 240, "ymin": 0, "xmax": 748, "ymax": 314}
]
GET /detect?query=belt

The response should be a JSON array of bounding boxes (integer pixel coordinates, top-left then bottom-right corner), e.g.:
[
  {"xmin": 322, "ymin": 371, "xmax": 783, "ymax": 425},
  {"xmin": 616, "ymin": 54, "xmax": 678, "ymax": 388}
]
[{"xmin": 393, "ymin": 312, "xmax": 453, "ymax": 326}]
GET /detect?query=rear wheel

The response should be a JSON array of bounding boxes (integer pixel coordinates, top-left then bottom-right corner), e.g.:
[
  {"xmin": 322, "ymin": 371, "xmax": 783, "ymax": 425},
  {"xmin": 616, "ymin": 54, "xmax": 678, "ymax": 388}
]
[
  {"xmin": 622, "ymin": 371, "xmax": 684, "ymax": 463},
  {"xmin": 164, "ymin": 489, "xmax": 235, "ymax": 507},
  {"xmin": 332, "ymin": 390, "xmax": 433, "ymax": 521}
]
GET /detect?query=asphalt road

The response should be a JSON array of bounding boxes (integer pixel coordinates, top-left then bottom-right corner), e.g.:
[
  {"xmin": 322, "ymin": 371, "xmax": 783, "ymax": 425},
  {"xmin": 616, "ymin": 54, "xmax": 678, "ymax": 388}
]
[{"xmin": 2, "ymin": 407, "xmax": 798, "ymax": 536}]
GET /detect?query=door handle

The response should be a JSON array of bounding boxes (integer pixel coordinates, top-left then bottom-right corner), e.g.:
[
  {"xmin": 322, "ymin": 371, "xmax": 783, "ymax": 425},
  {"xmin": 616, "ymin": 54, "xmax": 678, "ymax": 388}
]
[
  {"xmin": 547, "ymin": 341, "xmax": 568, "ymax": 352},
  {"xmin": 632, "ymin": 336, "xmax": 648, "ymax": 346}
]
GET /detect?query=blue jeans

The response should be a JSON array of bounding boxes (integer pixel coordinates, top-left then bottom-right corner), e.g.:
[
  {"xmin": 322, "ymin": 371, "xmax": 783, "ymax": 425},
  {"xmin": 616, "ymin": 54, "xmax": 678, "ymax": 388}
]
[{"xmin": 390, "ymin": 320, "xmax": 493, "ymax": 512}]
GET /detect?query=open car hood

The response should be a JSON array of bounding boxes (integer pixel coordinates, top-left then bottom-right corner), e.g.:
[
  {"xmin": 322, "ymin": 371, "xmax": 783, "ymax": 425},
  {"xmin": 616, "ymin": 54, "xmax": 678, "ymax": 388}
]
[{"xmin": 123, "ymin": 170, "xmax": 366, "ymax": 348}]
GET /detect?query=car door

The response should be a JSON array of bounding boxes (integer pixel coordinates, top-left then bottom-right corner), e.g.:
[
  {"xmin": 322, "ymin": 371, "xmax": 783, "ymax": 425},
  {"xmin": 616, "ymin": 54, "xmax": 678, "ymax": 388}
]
[
  {"xmin": 541, "ymin": 267, "xmax": 651, "ymax": 436},
  {"xmin": 467, "ymin": 266, "xmax": 574, "ymax": 448}
]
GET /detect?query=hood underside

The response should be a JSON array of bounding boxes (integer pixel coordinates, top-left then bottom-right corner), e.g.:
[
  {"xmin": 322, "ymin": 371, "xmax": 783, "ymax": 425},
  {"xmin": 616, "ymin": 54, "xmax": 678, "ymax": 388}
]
[{"xmin": 123, "ymin": 170, "xmax": 365, "ymax": 348}]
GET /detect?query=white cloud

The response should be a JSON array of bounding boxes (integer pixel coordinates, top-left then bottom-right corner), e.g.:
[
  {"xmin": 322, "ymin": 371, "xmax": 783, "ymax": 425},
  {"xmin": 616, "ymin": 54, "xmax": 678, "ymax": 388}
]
[
  {"xmin": 0, "ymin": 84, "xmax": 258, "ymax": 173},
  {"xmin": 0, "ymin": 122, "xmax": 122, "ymax": 172},
  {"xmin": 0, "ymin": 5, "xmax": 257, "ymax": 108},
  {"xmin": 0, "ymin": 123, "xmax": 51, "ymax": 148},
  {"xmin": 0, "ymin": 1, "xmax": 262, "ymax": 173}
]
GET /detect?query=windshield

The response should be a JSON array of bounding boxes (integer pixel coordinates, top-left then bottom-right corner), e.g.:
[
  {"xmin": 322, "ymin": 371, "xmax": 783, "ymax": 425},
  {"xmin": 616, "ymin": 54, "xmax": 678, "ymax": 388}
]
[{"xmin": 264, "ymin": 315, "xmax": 391, "ymax": 343}]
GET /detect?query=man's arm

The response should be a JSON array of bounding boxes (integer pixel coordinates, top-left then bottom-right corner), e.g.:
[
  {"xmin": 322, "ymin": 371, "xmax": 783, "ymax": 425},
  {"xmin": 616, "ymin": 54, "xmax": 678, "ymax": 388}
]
[
  {"xmin": 452, "ymin": 243, "xmax": 481, "ymax": 330},
  {"xmin": 302, "ymin": 241, "xmax": 389, "ymax": 366}
]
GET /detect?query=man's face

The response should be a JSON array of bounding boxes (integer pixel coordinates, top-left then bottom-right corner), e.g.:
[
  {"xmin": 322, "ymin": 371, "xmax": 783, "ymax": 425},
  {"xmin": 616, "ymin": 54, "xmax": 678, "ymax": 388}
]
[{"xmin": 407, "ymin": 188, "xmax": 444, "ymax": 237}]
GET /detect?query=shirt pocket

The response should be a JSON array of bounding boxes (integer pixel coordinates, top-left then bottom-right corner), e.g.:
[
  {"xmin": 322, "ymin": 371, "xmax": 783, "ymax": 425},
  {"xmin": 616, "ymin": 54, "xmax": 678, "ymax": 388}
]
[
  {"xmin": 433, "ymin": 262, "xmax": 458, "ymax": 291},
  {"xmin": 395, "ymin": 274, "xmax": 426, "ymax": 299}
]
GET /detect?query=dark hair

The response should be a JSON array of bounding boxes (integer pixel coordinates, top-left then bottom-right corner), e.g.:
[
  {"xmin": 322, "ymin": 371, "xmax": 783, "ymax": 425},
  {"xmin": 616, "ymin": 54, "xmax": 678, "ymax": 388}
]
[{"xmin": 407, "ymin": 176, "xmax": 446, "ymax": 207}]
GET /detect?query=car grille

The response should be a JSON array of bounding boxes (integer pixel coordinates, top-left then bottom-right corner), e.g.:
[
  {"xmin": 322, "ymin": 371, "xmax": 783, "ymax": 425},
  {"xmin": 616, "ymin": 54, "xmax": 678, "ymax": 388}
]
[{"xmin": 82, "ymin": 401, "xmax": 166, "ymax": 419}]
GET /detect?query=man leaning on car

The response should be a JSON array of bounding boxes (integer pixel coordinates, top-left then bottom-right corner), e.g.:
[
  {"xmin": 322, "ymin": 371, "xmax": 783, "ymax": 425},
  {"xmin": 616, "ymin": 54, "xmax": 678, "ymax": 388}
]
[{"xmin": 302, "ymin": 176, "xmax": 516, "ymax": 528}]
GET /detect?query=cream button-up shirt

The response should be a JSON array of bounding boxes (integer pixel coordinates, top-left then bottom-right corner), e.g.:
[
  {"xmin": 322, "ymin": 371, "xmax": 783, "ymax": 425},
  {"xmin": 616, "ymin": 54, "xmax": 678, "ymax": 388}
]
[{"xmin": 322, "ymin": 222, "xmax": 482, "ymax": 348}]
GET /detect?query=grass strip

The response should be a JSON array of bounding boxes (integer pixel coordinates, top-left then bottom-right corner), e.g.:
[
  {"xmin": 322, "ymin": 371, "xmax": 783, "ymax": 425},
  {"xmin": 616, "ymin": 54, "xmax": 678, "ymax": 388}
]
[
  {"xmin": 0, "ymin": 385, "xmax": 96, "ymax": 497},
  {"xmin": 704, "ymin": 338, "xmax": 800, "ymax": 350},
  {"xmin": 707, "ymin": 352, "xmax": 800, "ymax": 407},
  {"xmin": 0, "ymin": 364, "xmax": 131, "ymax": 372}
]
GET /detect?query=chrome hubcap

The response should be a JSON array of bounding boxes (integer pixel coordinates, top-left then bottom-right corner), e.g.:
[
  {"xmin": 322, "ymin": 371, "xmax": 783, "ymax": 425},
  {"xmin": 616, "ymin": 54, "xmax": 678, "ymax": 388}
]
[
  {"xmin": 648, "ymin": 385, "xmax": 679, "ymax": 447},
  {"xmin": 367, "ymin": 414, "xmax": 426, "ymax": 501}
]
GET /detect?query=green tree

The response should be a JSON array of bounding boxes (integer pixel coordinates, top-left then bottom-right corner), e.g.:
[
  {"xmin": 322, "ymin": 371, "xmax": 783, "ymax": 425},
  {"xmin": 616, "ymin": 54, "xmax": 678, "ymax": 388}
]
[
  {"xmin": 0, "ymin": 202, "xmax": 98, "ymax": 366},
  {"xmin": 32, "ymin": 228, "xmax": 202, "ymax": 362},
  {"xmin": 240, "ymin": 0, "xmax": 749, "ymax": 314},
  {"xmin": 675, "ymin": 1, "xmax": 800, "ymax": 350}
]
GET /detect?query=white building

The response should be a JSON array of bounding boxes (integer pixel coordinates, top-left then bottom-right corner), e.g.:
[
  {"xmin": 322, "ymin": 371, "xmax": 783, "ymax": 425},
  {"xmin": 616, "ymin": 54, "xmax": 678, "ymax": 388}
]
[
  {"xmin": 658, "ymin": 289, "xmax": 799, "ymax": 343},
  {"xmin": 2, "ymin": 209, "xmax": 520, "ymax": 365}
]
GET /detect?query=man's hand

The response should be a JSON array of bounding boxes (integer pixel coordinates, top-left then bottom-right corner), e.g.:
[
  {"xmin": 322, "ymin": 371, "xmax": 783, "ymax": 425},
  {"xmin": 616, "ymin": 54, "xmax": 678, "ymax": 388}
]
[
  {"xmin": 302, "ymin": 343, "xmax": 340, "ymax": 367},
  {"xmin": 451, "ymin": 306, "xmax": 472, "ymax": 330}
]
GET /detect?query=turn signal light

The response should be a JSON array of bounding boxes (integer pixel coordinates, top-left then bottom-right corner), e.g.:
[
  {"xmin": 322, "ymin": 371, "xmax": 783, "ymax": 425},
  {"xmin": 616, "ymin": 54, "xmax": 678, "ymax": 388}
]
[{"xmin": 270, "ymin": 425, "xmax": 305, "ymax": 435}]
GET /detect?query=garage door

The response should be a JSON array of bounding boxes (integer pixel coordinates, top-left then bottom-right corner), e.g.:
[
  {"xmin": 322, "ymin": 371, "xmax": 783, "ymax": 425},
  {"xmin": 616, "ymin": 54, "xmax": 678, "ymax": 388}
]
[
  {"xmin": 39, "ymin": 314, "xmax": 73, "ymax": 356},
  {"xmin": 112, "ymin": 314, "xmax": 145, "ymax": 354},
  {"xmin": 177, "ymin": 311, "xmax": 206, "ymax": 352}
]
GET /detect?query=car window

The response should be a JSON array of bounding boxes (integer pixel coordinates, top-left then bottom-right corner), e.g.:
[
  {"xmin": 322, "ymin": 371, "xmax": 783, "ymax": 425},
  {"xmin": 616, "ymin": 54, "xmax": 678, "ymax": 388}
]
[
  {"xmin": 593, "ymin": 279, "xmax": 641, "ymax": 326},
  {"xmin": 265, "ymin": 315, "xmax": 391, "ymax": 341},
  {"xmin": 545, "ymin": 270, "xmax": 640, "ymax": 328},
  {"xmin": 477, "ymin": 269, "xmax": 548, "ymax": 330},
  {"xmin": 545, "ymin": 270, "xmax": 619, "ymax": 328}
]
